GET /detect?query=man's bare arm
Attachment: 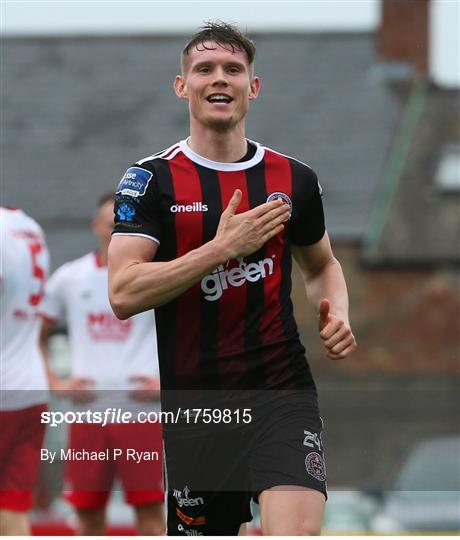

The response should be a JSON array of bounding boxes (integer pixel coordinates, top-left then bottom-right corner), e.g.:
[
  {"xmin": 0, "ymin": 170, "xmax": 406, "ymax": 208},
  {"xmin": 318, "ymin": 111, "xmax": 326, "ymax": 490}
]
[
  {"xmin": 108, "ymin": 236, "xmax": 225, "ymax": 318},
  {"xmin": 39, "ymin": 318, "xmax": 61, "ymax": 391},
  {"xmin": 109, "ymin": 189, "xmax": 289, "ymax": 319},
  {"xmin": 39, "ymin": 318, "xmax": 96, "ymax": 402},
  {"xmin": 292, "ymin": 232, "xmax": 356, "ymax": 359}
]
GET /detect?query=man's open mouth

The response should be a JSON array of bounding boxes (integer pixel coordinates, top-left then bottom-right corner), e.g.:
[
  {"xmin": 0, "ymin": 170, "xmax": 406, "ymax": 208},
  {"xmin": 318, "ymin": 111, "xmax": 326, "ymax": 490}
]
[{"xmin": 206, "ymin": 94, "xmax": 233, "ymax": 104}]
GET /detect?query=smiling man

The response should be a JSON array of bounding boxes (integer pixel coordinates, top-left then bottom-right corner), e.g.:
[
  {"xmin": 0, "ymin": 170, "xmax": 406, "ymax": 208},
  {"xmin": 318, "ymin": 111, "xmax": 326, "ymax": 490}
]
[{"xmin": 108, "ymin": 21, "xmax": 356, "ymax": 536}]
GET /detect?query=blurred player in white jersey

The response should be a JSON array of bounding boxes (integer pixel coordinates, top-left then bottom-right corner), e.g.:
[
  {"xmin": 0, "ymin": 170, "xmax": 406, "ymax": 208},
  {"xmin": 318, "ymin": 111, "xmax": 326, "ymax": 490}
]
[
  {"xmin": 39, "ymin": 193, "xmax": 164, "ymax": 535},
  {"xmin": 0, "ymin": 207, "xmax": 50, "ymax": 535}
]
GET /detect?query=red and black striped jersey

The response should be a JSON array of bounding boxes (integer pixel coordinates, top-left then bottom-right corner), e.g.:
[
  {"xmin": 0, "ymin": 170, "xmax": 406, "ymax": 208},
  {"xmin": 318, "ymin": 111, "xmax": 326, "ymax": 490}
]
[{"xmin": 113, "ymin": 139, "xmax": 325, "ymax": 391}]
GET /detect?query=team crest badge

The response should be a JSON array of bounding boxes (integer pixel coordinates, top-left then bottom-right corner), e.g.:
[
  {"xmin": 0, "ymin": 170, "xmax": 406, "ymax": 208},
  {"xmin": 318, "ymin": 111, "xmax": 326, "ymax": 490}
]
[
  {"xmin": 305, "ymin": 452, "xmax": 326, "ymax": 482},
  {"xmin": 266, "ymin": 192, "xmax": 292, "ymax": 219}
]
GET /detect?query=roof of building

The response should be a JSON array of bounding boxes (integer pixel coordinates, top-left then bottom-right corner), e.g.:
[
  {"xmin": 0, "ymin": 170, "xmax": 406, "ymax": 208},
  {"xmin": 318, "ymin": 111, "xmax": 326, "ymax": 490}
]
[
  {"xmin": 3, "ymin": 33, "xmax": 405, "ymax": 268},
  {"xmin": 362, "ymin": 84, "xmax": 460, "ymax": 266}
]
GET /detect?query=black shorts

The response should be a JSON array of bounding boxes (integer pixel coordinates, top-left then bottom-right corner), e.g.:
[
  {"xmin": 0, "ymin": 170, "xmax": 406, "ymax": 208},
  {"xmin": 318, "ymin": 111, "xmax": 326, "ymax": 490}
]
[{"xmin": 164, "ymin": 388, "xmax": 327, "ymax": 536}]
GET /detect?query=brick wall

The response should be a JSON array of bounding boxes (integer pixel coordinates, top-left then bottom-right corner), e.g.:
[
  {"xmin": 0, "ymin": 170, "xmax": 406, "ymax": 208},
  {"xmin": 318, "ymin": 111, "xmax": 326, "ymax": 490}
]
[{"xmin": 292, "ymin": 244, "xmax": 459, "ymax": 374}]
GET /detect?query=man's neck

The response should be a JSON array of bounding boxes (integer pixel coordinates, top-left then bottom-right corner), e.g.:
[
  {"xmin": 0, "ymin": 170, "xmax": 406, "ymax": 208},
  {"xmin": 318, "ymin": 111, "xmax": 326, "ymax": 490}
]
[{"xmin": 188, "ymin": 123, "xmax": 248, "ymax": 162}]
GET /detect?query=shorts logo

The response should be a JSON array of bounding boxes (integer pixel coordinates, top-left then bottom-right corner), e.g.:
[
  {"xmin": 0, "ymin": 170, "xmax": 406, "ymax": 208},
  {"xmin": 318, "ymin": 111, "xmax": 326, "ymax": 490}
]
[
  {"xmin": 303, "ymin": 430, "xmax": 322, "ymax": 451},
  {"xmin": 266, "ymin": 191, "xmax": 292, "ymax": 219},
  {"xmin": 117, "ymin": 167, "xmax": 152, "ymax": 197},
  {"xmin": 305, "ymin": 452, "xmax": 326, "ymax": 482},
  {"xmin": 173, "ymin": 486, "xmax": 204, "ymax": 508},
  {"xmin": 177, "ymin": 524, "xmax": 203, "ymax": 536},
  {"xmin": 117, "ymin": 202, "xmax": 136, "ymax": 222},
  {"xmin": 176, "ymin": 508, "xmax": 205, "ymax": 526}
]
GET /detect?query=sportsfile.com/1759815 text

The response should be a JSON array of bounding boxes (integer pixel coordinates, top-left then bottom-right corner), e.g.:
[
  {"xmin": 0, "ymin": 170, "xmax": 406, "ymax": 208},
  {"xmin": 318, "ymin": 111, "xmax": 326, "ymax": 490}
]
[{"xmin": 40, "ymin": 408, "xmax": 253, "ymax": 427}]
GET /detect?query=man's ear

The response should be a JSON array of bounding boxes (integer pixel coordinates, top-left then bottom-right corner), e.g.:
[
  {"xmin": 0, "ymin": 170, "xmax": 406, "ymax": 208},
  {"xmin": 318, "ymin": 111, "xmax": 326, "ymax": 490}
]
[
  {"xmin": 249, "ymin": 76, "xmax": 260, "ymax": 100},
  {"xmin": 174, "ymin": 75, "xmax": 188, "ymax": 99}
]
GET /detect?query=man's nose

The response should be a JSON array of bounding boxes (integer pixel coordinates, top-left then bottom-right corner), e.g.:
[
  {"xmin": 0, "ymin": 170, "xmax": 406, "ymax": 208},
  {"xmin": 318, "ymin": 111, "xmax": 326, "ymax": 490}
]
[{"xmin": 211, "ymin": 67, "xmax": 229, "ymax": 86}]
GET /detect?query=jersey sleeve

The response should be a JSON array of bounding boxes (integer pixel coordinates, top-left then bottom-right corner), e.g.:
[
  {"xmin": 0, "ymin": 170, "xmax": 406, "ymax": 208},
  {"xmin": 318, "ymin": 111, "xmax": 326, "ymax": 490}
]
[
  {"xmin": 113, "ymin": 163, "xmax": 162, "ymax": 244},
  {"xmin": 288, "ymin": 163, "xmax": 326, "ymax": 246},
  {"xmin": 40, "ymin": 264, "xmax": 69, "ymax": 322}
]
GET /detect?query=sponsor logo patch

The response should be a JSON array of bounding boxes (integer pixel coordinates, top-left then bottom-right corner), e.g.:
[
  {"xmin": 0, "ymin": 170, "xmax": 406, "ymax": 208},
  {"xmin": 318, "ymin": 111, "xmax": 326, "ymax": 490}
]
[
  {"xmin": 173, "ymin": 486, "xmax": 204, "ymax": 508},
  {"xmin": 305, "ymin": 452, "xmax": 326, "ymax": 482},
  {"xmin": 170, "ymin": 202, "xmax": 208, "ymax": 213},
  {"xmin": 87, "ymin": 312, "xmax": 132, "ymax": 341},
  {"xmin": 266, "ymin": 191, "xmax": 292, "ymax": 219},
  {"xmin": 117, "ymin": 202, "xmax": 136, "ymax": 222},
  {"xmin": 117, "ymin": 167, "xmax": 152, "ymax": 197},
  {"xmin": 201, "ymin": 256, "xmax": 275, "ymax": 302}
]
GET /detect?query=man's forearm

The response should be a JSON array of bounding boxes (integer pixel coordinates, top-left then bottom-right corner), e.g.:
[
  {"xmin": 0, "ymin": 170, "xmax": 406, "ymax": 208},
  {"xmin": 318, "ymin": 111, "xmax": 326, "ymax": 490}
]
[
  {"xmin": 39, "ymin": 327, "xmax": 62, "ymax": 391},
  {"xmin": 305, "ymin": 258, "xmax": 350, "ymax": 322},
  {"xmin": 109, "ymin": 239, "xmax": 227, "ymax": 319}
]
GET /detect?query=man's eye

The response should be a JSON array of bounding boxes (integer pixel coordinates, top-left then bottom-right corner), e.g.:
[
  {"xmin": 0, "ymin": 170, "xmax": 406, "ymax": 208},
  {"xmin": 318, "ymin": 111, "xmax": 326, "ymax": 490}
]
[
  {"xmin": 228, "ymin": 67, "xmax": 241, "ymax": 74},
  {"xmin": 199, "ymin": 67, "xmax": 210, "ymax": 74}
]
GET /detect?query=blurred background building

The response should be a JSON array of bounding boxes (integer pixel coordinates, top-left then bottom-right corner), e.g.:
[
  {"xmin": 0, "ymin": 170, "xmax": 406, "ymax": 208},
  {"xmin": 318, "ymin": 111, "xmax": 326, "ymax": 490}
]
[{"xmin": 2, "ymin": 0, "xmax": 459, "ymax": 534}]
